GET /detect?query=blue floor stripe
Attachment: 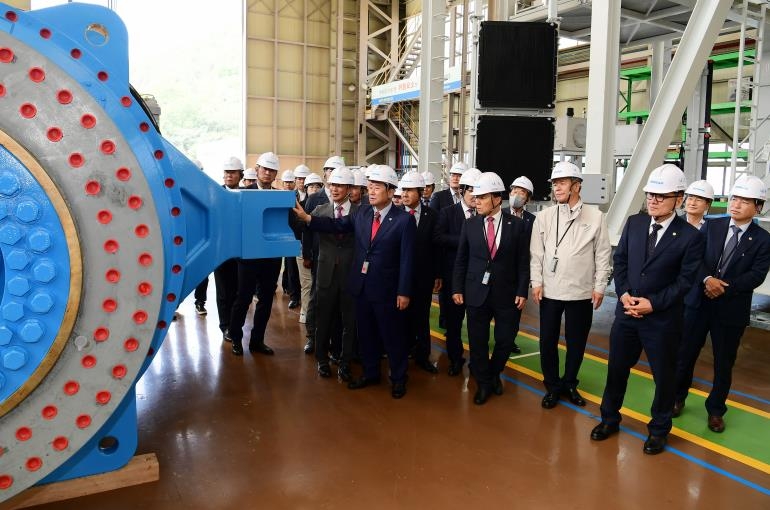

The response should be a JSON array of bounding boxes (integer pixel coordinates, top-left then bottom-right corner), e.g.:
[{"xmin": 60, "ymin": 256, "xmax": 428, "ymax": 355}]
[
  {"xmin": 431, "ymin": 342, "xmax": 770, "ymax": 497},
  {"xmin": 516, "ymin": 323, "xmax": 770, "ymax": 407}
]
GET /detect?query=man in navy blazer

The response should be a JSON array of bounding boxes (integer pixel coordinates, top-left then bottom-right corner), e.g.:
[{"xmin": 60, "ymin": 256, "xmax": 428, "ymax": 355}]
[
  {"xmin": 429, "ymin": 161, "xmax": 468, "ymax": 211},
  {"xmin": 452, "ymin": 172, "xmax": 529, "ymax": 405},
  {"xmin": 674, "ymin": 175, "xmax": 770, "ymax": 433},
  {"xmin": 295, "ymin": 165, "xmax": 417, "ymax": 399},
  {"xmin": 591, "ymin": 164, "xmax": 705, "ymax": 455},
  {"xmin": 509, "ymin": 175, "xmax": 537, "ymax": 239}
]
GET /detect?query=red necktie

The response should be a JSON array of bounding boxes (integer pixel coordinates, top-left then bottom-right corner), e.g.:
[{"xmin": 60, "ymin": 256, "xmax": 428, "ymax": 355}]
[
  {"xmin": 487, "ymin": 217, "xmax": 497, "ymax": 259},
  {"xmin": 335, "ymin": 205, "xmax": 344, "ymax": 241},
  {"xmin": 409, "ymin": 209, "xmax": 415, "ymax": 216},
  {"xmin": 371, "ymin": 211, "xmax": 381, "ymax": 241}
]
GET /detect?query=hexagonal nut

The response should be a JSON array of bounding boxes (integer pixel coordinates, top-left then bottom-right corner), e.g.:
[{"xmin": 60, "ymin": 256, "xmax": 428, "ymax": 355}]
[
  {"xmin": 15, "ymin": 200, "xmax": 40, "ymax": 223},
  {"xmin": 19, "ymin": 320, "xmax": 44, "ymax": 343},
  {"xmin": 6, "ymin": 276, "xmax": 30, "ymax": 296},
  {"xmin": 32, "ymin": 260, "xmax": 56, "ymax": 283},
  {"xmin": 29, "ymin": 293, "xmax": 53, "ymax": 313},
  {"xmin": 1, "ymin": 302, "xmax": 24, "ymax": 322},
  {"xmin": 0, "ymin": 326, "xmax": 12, "ymax": 346},
  {"xmin": 0, "ymin": 224, "xmax": 22, "ymax": 245},
  {"xmin": 28, "ymin": 229, "xmax": 51, "ymax": 252},
  {"xmin": 3, "ymin": 347, "xmax": 27, "ymax": 370},
  {"xmin": 0, "ymin": 173, "xmax": 20, "ymax": 197},
  {"xmin": 6, "ymin": 249, "xmax": 30, "ymax": 270}
]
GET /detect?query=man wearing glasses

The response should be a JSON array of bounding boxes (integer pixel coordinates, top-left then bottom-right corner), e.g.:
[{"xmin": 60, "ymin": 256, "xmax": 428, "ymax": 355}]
[
  {"xmin": 673, "ymin": 175, "xmax": 770, "ymax": 433},
  {"xmin": 591, "ymin": 164, "xmax": 704, "ymax": 455}
]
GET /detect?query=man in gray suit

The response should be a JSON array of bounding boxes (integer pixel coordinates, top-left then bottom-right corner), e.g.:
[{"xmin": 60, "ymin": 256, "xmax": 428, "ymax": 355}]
[{"xmin": 312, "ymin": 166, "xmax": 359, "ymax": 381}]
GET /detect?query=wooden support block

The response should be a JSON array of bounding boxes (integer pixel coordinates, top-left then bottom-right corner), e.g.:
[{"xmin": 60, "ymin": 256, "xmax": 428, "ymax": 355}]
[{"xmin": 1, "ymin": 453, "xmax": 159, "ymax": 509}]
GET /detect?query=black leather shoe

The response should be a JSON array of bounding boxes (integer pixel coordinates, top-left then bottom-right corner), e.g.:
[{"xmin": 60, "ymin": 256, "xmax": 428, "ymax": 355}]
[
  {"xmin": 474, "ymin": 386, "xmax": 491, "ymax": 405},
  {"xmin": 511, "ymin": 342, "xmax": 521, "ymax": 354},
  {"xmin": 563, "ymin": 387, "xmax": 586, "ymax": 407},
  {"xmin": 590, "ymin": 422, "xmax": 619, "ymax": 441},
  {"xmin": 348, "ymin": 377, "xmax": 380, "ymax": 390},
  {"xmin": 248, "ymin": 343, "xmax": 274, "ymax": 355},
  {"xmin": 317, "ymin": 362, "xmax": 332, "ymax": 378},
  {"xmin": 672, "ymin": 400, "xmax": 685, "ymax": 418},
  {"xmin": 288, "ymin": 300, "xmax": 299, "ymax": 309},
  {"xmin": 447, "ymin": 359, "xmax": 466, "ymax": 377},
  {"xmin": 223, "ymin": 330, "xmax": 232, "ymax": 343},
  {"xmin": 416, "ymin": 359, "xmax": 438, "ymax": 374},
  {"xmin": 337, "ymin": 364, "xmax": 352, "ymax": 382},
  {"xmin": 231, "ymin": 342, "xmax": 243, "ymax": 356},
  {"xmin": 303, "ymin": 339, "xmax": 314, "ymax": 355},
  {"xmin": 493, "ymin": 377, "xmax": 503, "ymax": 396},
  {"xmin": 541, "ymin": 392, "xmax": 559, "ymax": 409},
  {"xmin": 643, "ymin": 435, "xmax": 667, "ymax": 455},
  {"xmin": 392, "ymin": 381, "xmax": 407, "ymax": 399}
]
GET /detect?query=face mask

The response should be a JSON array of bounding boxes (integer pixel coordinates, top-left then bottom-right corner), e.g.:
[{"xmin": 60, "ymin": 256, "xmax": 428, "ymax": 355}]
[{"xmin": 511, "ymin": 195, "xmax": 527, "ymax": 209}]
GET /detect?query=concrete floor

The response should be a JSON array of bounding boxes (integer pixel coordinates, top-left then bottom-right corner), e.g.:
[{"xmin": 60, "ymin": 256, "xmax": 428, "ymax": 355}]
[{"xmin": 23, "ymin": 282, "xmax": 770, "ymax": 509}]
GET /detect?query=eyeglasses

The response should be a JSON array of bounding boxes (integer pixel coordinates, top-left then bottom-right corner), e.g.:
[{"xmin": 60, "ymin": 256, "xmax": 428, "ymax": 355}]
[{"xmin": 646, "ymin": 192, "xmax": 678, "ymax": 202}]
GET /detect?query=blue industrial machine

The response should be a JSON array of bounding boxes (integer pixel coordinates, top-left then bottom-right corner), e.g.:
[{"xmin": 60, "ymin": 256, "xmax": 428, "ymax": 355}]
[{"xmin": 0, "ymin": 2, "xmax": 298, "ymax": 501}]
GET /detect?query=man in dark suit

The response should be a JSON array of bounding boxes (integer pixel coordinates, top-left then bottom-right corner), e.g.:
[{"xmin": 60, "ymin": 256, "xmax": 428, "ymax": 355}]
[
  {"xmin": 437, "ymin": 168, "xmax": 482, "ymax": 376},
  {"xmin": 452, "ymin": 172, "xmax": 529, "ymax": 405},
  {"xmin": 420, "ymin": 171, "xmax": 436, "ymax": 208},
  {"xmin": 295, "ymin": 165, "xmax": 416, "ymax": 399},
  {"xmin": 311, "ymin": 167, "xmax": 359, "ymax": 381},
  {"xmin": 674, "ymin": 175, "xmax": 770, "ymax": 433},
  {"xmin": 509, "ymin": 176, "xmax": 537, "ymax": 237},
  {"xmin": 591, "ymin": 164, "xmax": 705, "ymax": 455},
  {"xmin": 229, "ymin": 152, "xmax": 284, "ymax": 356},
  {"xmin": 399, "ymin": 172, "xmax": 441, "ymax": 374},
  {"xmin": 430, "ymin": 161, "xmax": 468, "ymax": 211}
]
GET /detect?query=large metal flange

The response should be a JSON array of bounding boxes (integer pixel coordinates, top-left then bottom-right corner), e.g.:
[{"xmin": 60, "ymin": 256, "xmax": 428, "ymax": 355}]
[{"xmin": 0, "ymin": 29, "xmax": 165, "ymax": 498}]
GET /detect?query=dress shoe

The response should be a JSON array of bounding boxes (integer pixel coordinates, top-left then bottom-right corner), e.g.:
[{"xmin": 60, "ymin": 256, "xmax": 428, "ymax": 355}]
[
  {"xmin": 541, "ymin": 392, "xmax": 559, "ymax": 409},
  {"xmin": 563, "ymin": 387, "xmax": 586, "ymax": 407},
  {"xmin": 337, "ymin": 364, "xmax": 352, "ymax": 382},
  {"xmin": 288, "ymin": 300, "xmax": 299, "ymax": 309},
  {"xmin": 348, "ymin": 376, "xmax": 380, "ymax": 390},
  {"xmin": 248, "ymin": 343, "xmax": 274, "ymax": 355},
  {"xmin": 643, "ymin": 435, "xmax": 667, "ymax": 455},
  {"xmin": 303, "ymin": 338, "xmax": 314, "ymax": 355},
  {"xmin": 231, "ymin": 342, "xmax": 244, "ymax": 356},
  {"xmin": 416, "ymin": 359, "xmax": 438, "ymax": 374},
  {"xmin": 391, "ymin": 381, "xmax": 407, "ymax": 399},
  {"xmin": 672, "ymin": 400, "xmax": 685, "ymax": 418},
  {"xmin": 590, "ymin": 422, "xmax": 619, "ymax": 441},
  {"xmin": 447, "ymin": 359, "xmax": 466, "ymax": 377},
  {"xmin": 474, "ymin": 387, "xmax": 491, "ymax": 405},
  {"xmin": 317, "ymin": 362, "xmax": 332, "ymax": 378},
  {"xmin": 708, "ymin": 415, "xmax": 725, "ymax": 433},
  {"xmin": 510, "ymin": 342, "xmax": 521, "ymax": 354},
  {"xmin": 493, "ymin": 377, "xmax": 503, "ymax": 396},
  {"xmin": 223, "ymin": 330, "xmax": 232, "ymax": 343}
]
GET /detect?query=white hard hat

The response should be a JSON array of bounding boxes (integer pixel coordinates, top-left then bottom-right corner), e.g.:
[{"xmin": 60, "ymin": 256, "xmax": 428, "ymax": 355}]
[
  {"xmin": 243, "ymin": 168, "xmax": 257, "ymax": 180},
  {"xmin": 471, "ymin": 172, "xmax": 506, "ymax": 196},
  {"xmin": 685, "ymin": 180, "xmax": 715, "ymax": 200},
  {"xmin": 364, "ymin": 166, "xmax": 374, "ymax": 179},
  {"xmin": 549, "ymin": 161, "xmax": 582, "ymax": 182},
  {"xmin": 731, "ymin": 175, "xmax": 767, "ymax": 201},
  {"xmin": 192, "ymin": 159, "xmax": 203, "ymax": 170},
  {"xmin": 293, "ymin": 164, "xmax": 311, "ymax": 178},
  {"xmin": 399, "ymin": 172, "xmax": 426, "ymax": 189},
  {"xmin": 281, "ymin": 169, "xmax": 295, "ymax": 182},
  {"xmin": 510, "ymin": 176, "xmax": 534, "ymax": 194},
  {"xmin": 449, "ymin": 161, "xmax": 468, "ymax": 175},
  {"xmin": 352, "ymin": 169, "xmax": 367, "ymax": 187},
  {"xmin": 323, "ymin": 155, "xmax": 345, "ymax": 169},
  {"xmin": 367, "ymin": 164, "xmax": 399, "ymax": 187},
  {"xmin": 420, "ymin": 171, "xmax": 436, "ymax": 186},
  {"xmin": 304, "ymin": 173, "xmax": 323, "ymax": 187},
  {"xmin": 459, "ymin": 168, "xmax": 483, "ymax": 187},
  {"xmin": 394, "ymin": 187, "xmax": 403, "ymax": 197},
  {"xmin": 256, "ymin": 151, "xmax": 279, "ymax": 171},
  {"xmin": 223, "ymin": 156, "xmax": 244, "ymax": 171},
  {"xmin": 643, "ymin": 164, "xmax": 686, "ymax": 193},
  {"xmin": 328, "ymin": 166, "xmax": 355, "ymax": 185}
]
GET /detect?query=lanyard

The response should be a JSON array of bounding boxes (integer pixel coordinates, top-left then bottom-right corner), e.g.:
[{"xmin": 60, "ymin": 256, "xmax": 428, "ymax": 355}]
[
  {"xmin": 555, "ymin": 205, "xmax": 579, "ymax": 255},
  {"xmin": 482, "ymin": 214, "xmax": 503, "ymax": 263}
]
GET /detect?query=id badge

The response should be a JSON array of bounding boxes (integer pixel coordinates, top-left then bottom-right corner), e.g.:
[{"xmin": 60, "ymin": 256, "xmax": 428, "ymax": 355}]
[
  {"xmin": 482, "ymin": 271, "xmax": 491, "ymax": 285},
  {"xmin": 549, "ymin": 256, "xmax": 559, "ymax": 273},
  {"xmin": 361, "ymin": 261, "xmax": 369, "ymax": 274}
]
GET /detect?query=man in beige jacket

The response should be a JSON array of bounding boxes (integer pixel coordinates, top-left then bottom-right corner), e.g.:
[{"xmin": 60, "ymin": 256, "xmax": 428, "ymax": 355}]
[{"xmin": 530, "ymin": 161, "xmax": 612, "ymax": 409}]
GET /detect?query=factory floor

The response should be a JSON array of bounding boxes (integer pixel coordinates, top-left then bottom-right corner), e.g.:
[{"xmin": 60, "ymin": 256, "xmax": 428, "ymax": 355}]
[{"xmin": 26, "ymin": 281, "xmax": 770, "ymax": 509}]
